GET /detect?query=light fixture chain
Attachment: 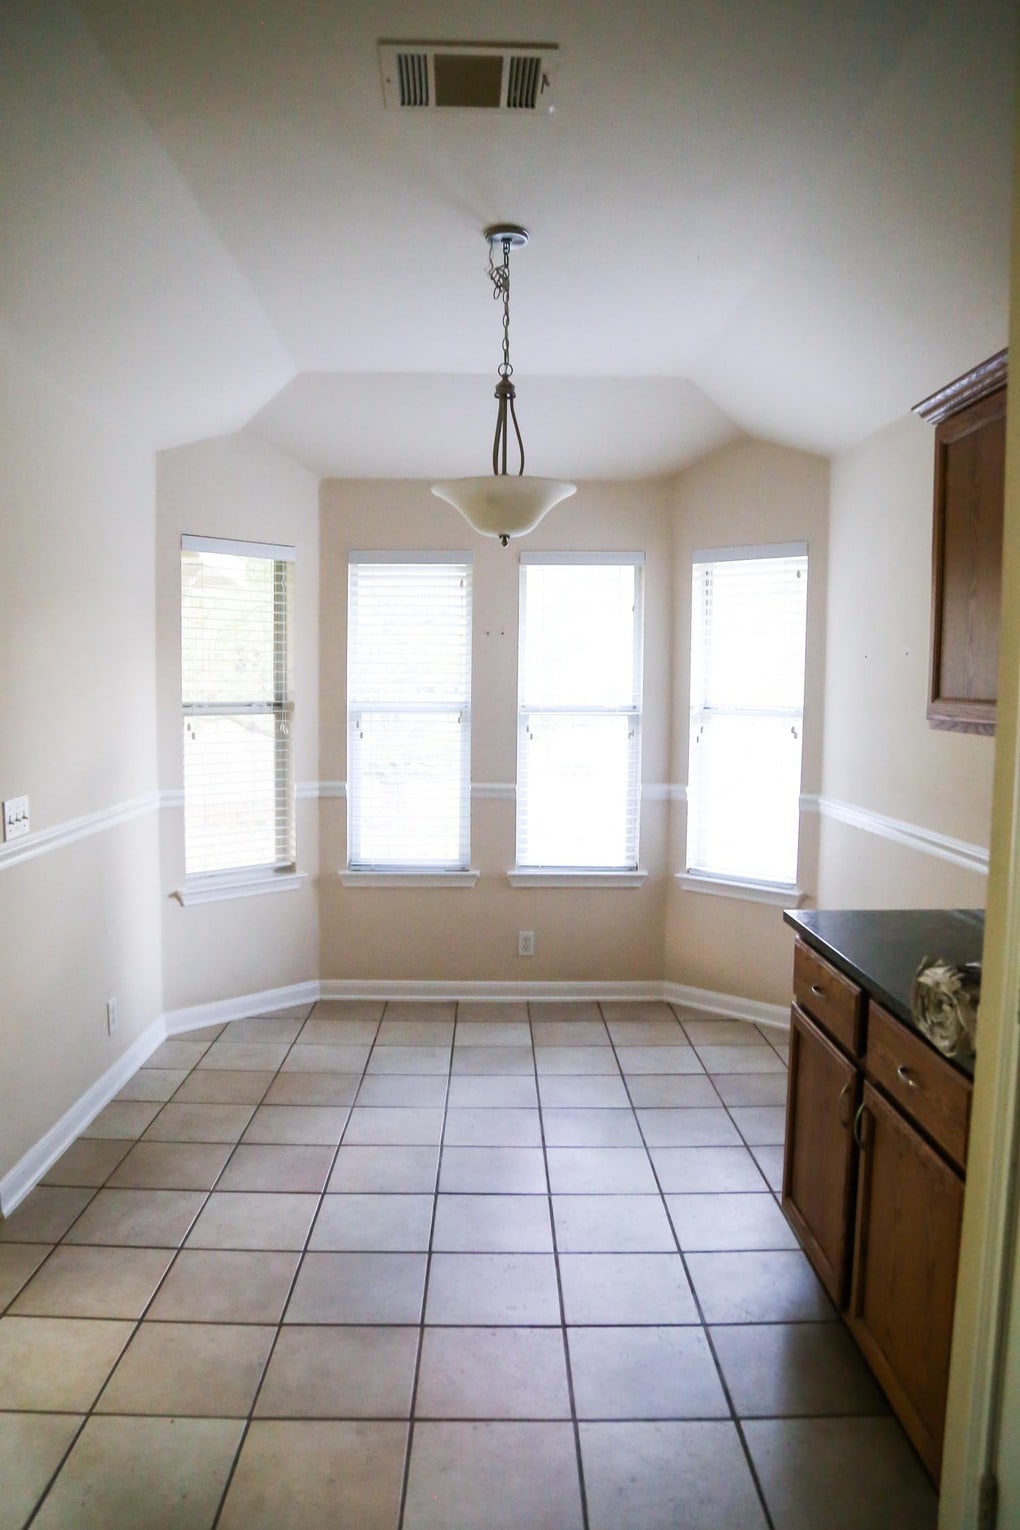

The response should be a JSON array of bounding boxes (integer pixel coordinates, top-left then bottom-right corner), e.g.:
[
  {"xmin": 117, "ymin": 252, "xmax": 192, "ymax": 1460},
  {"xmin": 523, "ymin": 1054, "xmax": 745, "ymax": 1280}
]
[{"xmin": 488, "ymin": 236, "xmax": 513, "ymax": 379}]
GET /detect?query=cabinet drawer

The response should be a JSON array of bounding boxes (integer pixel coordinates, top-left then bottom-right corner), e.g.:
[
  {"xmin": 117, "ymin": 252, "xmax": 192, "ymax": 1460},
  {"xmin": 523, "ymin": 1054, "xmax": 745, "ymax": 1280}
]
[
  {"xmin": 793, "ymin": 941, "xmax": 864, "ymax": 1056},
  {"xmin": 864, "ymin": 1001, "xmax": 971, "ymax": 1171}
]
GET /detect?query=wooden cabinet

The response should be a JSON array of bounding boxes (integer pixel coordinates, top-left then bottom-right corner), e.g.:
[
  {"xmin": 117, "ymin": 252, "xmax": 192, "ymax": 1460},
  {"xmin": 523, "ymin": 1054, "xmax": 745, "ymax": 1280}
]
[
  {"xmin": 914, "ymin": 349, "xmax": 1007, "ymax": 735},
  {"xmin": 782, "ymin": 940, "xmax": 972, "ymax": 1483}
]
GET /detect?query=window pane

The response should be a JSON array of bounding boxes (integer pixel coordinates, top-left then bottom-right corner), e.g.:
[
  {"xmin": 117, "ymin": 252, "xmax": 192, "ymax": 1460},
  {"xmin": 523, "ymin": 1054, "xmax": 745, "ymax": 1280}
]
[
  {"xmin": 518, "ymin": 713, "xmax": 639, "ymax": 869},
  {"xmin": 182, "ymin": 552, "xmax": 278, "ymax": 705},
  {"xmin": 183, "ymin": 713, "xmax": 278, "ymax": 874},
  {"xmin": 687, "ymin": 712, "xmax": 802, "ymax": 884},
  {"xmin": 520, "ymin": 563, "xmax": 639, "ymax": 708},
  {"xmin": 349, "ymin": 711, "xmax": 469, "ymax": 868}
]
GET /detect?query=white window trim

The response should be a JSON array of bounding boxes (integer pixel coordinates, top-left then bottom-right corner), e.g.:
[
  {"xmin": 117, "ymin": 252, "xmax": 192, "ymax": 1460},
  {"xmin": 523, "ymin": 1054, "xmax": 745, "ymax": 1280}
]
[
  {"xmin": 508, "ymin": 868, "xmax": 647, "ymax": 888},
  {"xmin": 677, "ymin": 870, "xmax": 806, "ymax": 907},
  {"xmin": 338, "ymin": 869, "xmax": 479, "ymax": 888},
  {"xmin": 174, "ymin": 869, "xmax": 307, "ymax": 906}
]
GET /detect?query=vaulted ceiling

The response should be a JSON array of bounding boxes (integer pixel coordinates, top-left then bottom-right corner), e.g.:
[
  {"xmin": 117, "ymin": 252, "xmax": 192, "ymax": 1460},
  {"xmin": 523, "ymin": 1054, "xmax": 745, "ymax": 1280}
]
[{"xmin": 1, "ymin": 0, "xmax": 1015, "ymax": 479}]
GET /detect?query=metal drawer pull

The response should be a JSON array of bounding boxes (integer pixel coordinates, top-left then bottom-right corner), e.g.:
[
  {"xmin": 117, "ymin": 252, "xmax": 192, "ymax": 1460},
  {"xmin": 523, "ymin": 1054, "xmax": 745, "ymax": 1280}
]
[
  {"xmin": 837, "ymin": 1080, "xmax": 853, "ymax": 1127},
  {"xmin": 896, "ymin": 1065, "xmax": 918, "ymax": 1089},
  {"xmin": 853, "ymin": 1102, "xmax": 869, "ymax": 1149},
  {"xmin": 810, "ymin": 983, "xmax": 825, "ymax": 996}
]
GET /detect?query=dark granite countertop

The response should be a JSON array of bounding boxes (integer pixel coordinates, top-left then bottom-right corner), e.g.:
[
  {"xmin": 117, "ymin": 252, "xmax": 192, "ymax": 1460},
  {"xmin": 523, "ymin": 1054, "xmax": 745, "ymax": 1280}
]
[{"xmin": 783, "ymin": 907, "xmax": 984, "ymax": 1077}]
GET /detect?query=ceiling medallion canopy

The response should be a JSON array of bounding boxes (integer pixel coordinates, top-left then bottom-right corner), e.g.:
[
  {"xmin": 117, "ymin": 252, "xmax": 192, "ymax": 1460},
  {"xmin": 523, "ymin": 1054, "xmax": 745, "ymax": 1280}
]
[{"xmin": 431, "ymin": 224, "xmax": 576, "ymax": 546}]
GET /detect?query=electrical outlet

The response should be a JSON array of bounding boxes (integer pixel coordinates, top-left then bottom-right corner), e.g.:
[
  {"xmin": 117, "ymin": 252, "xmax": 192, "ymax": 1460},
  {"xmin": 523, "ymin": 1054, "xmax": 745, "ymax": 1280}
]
[
  {"xmin": 518, "ymin": 930, "xmax": 535, "ymax": 957},
  {"xmin": 106, "ymin": 998, "xmax": 118, "ymax": 1036},
  {"xmin": 2, "ymin": 796, "xmax": 30, "ymax": 842}
]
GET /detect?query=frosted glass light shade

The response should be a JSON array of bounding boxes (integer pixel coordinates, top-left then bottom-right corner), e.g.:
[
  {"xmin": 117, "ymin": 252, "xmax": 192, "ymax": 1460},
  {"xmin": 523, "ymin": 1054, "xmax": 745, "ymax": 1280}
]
[{"xmin": 431, "ymin": 476, "xmax": 576, "ymax": 542}]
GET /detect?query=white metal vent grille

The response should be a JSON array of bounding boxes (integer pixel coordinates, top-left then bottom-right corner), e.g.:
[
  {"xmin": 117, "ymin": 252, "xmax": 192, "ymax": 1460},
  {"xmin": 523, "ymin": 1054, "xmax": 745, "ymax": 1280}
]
[{"xmin": 379, "ymin": 42, "xmax": 558, "ymax": 112}]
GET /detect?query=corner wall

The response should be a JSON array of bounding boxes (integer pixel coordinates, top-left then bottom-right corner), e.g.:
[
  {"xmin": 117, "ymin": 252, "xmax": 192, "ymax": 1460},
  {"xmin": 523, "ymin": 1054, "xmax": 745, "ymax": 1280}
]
[{"xmin": 0, "ymin": 335, "xmax": 163, "ymax": 1182}]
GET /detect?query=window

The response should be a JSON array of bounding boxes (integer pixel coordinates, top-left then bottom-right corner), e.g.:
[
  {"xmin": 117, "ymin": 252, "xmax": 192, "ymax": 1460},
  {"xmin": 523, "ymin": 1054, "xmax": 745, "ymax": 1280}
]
[
  {"xmin": 347, "ymin": 554, "xmax": 472, "ymax": 871},
  {"xmin": 686, "ymin": 543, "xmax": 808, "ymax": 888},
  {"xmin": 516, "ymin": 553, "xmax": 644, "ymax": 870},
  {"xmin": 181, "ymin": 536, "xmax": 295, "ymax": 878}
]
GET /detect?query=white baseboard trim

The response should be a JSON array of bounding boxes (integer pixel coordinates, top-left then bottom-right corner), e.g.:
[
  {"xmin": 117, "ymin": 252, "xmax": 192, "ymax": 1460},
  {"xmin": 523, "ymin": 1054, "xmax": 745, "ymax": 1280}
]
[
  {"xmin": 320, "ymin": 978, "xmax": 665, "ymax": 1002},
  {"xmin": 0, "ymin": 1015, "xmax": 168, "ymax": 1216},
  {"xmin": 164, "ymin": 981, "xmax": 321, "ymax": 1034},
  {"xmin": 664, "ymin": 982, "xmax": 789, "ymax": 1032}
]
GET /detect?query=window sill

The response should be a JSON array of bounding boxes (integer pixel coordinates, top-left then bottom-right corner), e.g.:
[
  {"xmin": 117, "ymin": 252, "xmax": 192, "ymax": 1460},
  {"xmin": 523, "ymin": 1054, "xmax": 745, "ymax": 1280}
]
[
  {"xmin": 338, "ymin": 869, "xmax": 480, "ymax": 888},
  {"xmin": 678, "ymin": 872, "xmax": 806, "ymax": 907},
  {"xmin": 508, "ymin": 869, "xmax": 647, "ymax": 889},
  {"xmin": 173, "ymin": 870, "xmax": 307, "ymax": 906}
]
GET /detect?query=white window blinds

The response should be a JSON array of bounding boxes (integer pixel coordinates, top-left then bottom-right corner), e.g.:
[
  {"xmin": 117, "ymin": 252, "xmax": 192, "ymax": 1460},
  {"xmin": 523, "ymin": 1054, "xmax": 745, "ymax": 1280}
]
[
  {"xmin": 517, "ymin": 554, "xmax": 644, "ymax": 870},
  {"xmin": 686, "ymin": 543, "xmax": 808, "ymax": 886},
  {"xmin": 347, "ymin": 554, "xmax": 472, "ymax": 870},
  {"xmin": 181, "ymin": 536, "xmax": 295, "ymax": 877}
]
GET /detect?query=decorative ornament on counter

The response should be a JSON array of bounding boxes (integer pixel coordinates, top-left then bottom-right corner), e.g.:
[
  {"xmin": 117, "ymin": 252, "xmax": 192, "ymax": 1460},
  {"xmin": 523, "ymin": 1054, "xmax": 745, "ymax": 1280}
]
[{"xmin": 910, "ymin": 957, "xmax": 981, "ymax": 1061}]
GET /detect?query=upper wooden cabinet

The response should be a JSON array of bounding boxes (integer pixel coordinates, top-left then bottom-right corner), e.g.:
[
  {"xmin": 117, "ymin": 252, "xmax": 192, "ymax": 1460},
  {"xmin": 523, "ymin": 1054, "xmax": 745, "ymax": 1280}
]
[{"xmin": 914, "ymin": 350, "xmax": 1007, "ymax": 736}]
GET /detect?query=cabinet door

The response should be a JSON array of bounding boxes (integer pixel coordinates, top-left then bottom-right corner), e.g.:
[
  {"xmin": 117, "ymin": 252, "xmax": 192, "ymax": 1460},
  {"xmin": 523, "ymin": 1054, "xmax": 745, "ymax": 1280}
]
[
  {"xmin": 782, "ymin": 1003, "xmax": 858, "ymax": 1307},
  {"xmin": 848, "ymin": 1081, "xmax": 965, "ymax": 1482}
]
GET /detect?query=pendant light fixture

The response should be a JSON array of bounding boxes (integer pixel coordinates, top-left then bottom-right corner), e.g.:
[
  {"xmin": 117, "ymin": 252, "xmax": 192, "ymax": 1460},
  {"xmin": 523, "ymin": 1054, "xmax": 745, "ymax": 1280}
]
[{"xmin": 432, "ymin": 224, "xmax": 576, "ymax": 546}]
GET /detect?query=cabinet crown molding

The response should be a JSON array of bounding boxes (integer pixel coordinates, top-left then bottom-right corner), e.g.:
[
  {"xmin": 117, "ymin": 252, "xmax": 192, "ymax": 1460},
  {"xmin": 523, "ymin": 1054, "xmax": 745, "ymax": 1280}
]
[{"xmin": 913, "ymin": 348, "xmax": 1007, "ymax": 426}]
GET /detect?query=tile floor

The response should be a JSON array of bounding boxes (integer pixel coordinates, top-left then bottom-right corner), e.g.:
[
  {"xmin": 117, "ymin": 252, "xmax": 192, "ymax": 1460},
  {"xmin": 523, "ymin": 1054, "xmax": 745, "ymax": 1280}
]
[{"xmin": 0, "ymin": 1000, "xmax": 938, "ymax": 1529}]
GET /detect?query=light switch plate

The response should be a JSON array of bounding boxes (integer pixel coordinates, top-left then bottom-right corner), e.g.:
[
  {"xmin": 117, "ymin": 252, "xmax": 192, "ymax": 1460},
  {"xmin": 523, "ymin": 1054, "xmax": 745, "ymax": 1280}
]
[{"xmin": 2, "ymin": 796, "xmax": 30, "ymax": 842}]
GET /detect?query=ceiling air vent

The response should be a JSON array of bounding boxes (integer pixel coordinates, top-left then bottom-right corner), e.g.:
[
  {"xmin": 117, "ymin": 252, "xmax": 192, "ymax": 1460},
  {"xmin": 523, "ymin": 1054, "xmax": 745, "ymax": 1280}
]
[{"xmin": 379, "ymin": 42, "xmax": 558, "ymax": 112}]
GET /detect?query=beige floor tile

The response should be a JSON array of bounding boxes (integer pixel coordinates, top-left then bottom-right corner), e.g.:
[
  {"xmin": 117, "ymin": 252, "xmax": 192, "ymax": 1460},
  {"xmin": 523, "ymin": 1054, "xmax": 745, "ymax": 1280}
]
[
  {"xmin": 96, "ymin": 1321, "xmax": 274, "ymax": 1416},
  {"xmin": 626, "ymin": 1076, "xmax": 721, "ymax": 1107},
  {"xmin": 636, "ymin": 1107, "xmax": 742, "ymax": 1148},
  {"xmin": 0, "ymin": 1411, "xmax": 83, "ymax": 1530},
  {"xmin": 451, "ymin": 1045, "xmax": 535, "ymax": 1076},
  {"xmin": 417, "ymin": 1326, "xmax": 571, "ymax": 1419},
  {"xmin": 0, "ymin": 1317, "xmax": 132, "ymax": 1409},
  {"xmin": 603, "ymin": 1018, "xmax": 689, "ymax": 1046},
  {"xmin": 285, "ymin": 1252, "xmax": 427, "ymax": 1324},
  {"xmin": 297, "ymin": 1013, "xmax": 381, "ymax": 1044},
  {"xmin": 685, "ymin": 1250, "xmax": 835, "ymax": 1323},
  {"xmin": 40, "ymin": 1138, "xmax": 132, "ymax": 1187},
  {"xmin": 376, "ymin": 1016, "xmax": 456, "ymax": 1046},
  {"xmin": 538, "ymin": 1075, "xmax": 631, "ymax": 1108},
  {"xmin": 10, "ymin": 1246, "xmax": 172, "ymax": 1318},
  {"xmin": 568, "ymin": 1325, "xmax": 728, "ymax": 1419},
  {"xmin": 147, "ymin": 1249, "xmax": 299, "ymax": 1323},
  {"xmin": 404, "ymin": 1421, "xmax": 583, "ymax": 1530},
  {"xmin": 743, "ymin": 1417, "xmax": 938, "ymax": 1529},
  {"xmin": 530, "ymin": 1001, "xmax": 602, "ymax": 1024},
  {"xmin": 535, "ymin": 1047, "xmax": 619, "ymax": 1076},
  {"xmin": 600, "ymin": 1001, "xmax": 679, "ymax": 1025},
  {"xmin": 80, "ymin": 1101, "xmax": 164, "ymax": 1140},
  {"xmin": 242, "ymin": 1105, "xmax": 349, "ymax": 1145},
  {"xmin": 280, "ymin": 1043, "xmax": 372, "ymax": 1073},
  {"xmin": 649, "ymin": 1145, "xmax": 768, "ymax": 1193},
  {"xmin": 552, "ymin": 1194, "xmax": 677, "ymax": 1253},
  {"xmin": 729, "ymin": 1105, "xmax": 788, "ymax": 1145},
  {"xmin": 455, "ymin": 1001, "xmax": 529, "ymax": 1025},
  {"xmin": 141, "ymin": 1103, "xmax": 255, "ymax": 1143},
  {"xmin": 439, "ymin": 1146, "xmax": 547, "ymax": 1194},
  {"xmin": 107, "ymin": 1141, "xmax": 232, "ymax": 1190},
  {"xmin": 546, "ymin": 1147, "xmax": 658, "ymax": 1194},
  {"xmin": 355, "ymin": 1073, "xmax": 449, "ymax": 1106},
  {"xmin": 541, "ymin": 1107, "xmax": 643, "ymax": 1147},
  {"xmin": 616, "ymin": 1047, "xmax": 705, "ymax": 1075},
  {"xmin": 262, "ymin": 1072, "xmax": 360, "ymax": 1106},
  {"xmin": 751, "ymin": 1143, "xmax": 785, "ymax": 1191},
  {"xmin": 681, "ymin": 1018, "xmax": 765, "ymax": 1046},
  {"xmin": 382, "ymin": 1000, "xmax": 456, "ymax": 1025},
  {"xmin": 580, "ymin": 1420, "xmax": 770, "ymax": 1530},
  {"xmin": 447, "ymin": 1074, "xmax": 538, "ymax": 1107},
  {"xmin": 185, "ymin": 1191, "xmax": 318, "ymax": 1250},
  {"xmin": 365, "ymin": 1045, "xmax": 452, "ymax": 1075},
  {"xmin": 697, "ymin": 1044, "xmax": 786, "ymax": 1074},
  {"xmin": 0, "ymin": 1186, "xmax": 94, "ymax": 1243},
  {"xmin": 170, "ymin": 1069, "xmax": 275, "ymax": 1105},
  {"xmin": 431, "ymin": 1194, "xmax": 553, "ymax": 1253},
  {"xmin": 343, "ymin": 1106, "xmax": 445, "ymax": 1146},
  {"xmin": 327, "ymin": 1144, "xmax": 439, "ymax": 1193},
  {"xmin": 177, "ymin": 1022, "xmax": 228, "ymax": 1041},
  {"xmin": 216, "ymin": 1143, "xmax": 334, "ymax": 1192},
  {"xmin": 63, "ymin": 1188, "xmax": 207, "ymax": 1248},
  {"xmin": 219, "ymin": 1014, "xmax": 304, "ymax": 1043},
  {"xmin": 530, "ymin": 1020, "xmax": 610, "ymax": 1047},
  {"xmin": 425, "ymin": 1253, "xmax": 560, "ymax": 1325},
  {"xmin": 144, "ymin": 1040, "xmax": 211, "ymax": 1070},
  {"xmin": 666, "ymin": 1192, "xmax": 799, "ymax": 1252},
  {"xmin": 115, "ymin": 1069, "xmax": 189, "ymax": 1102},
  {"xmin": 712, "ymin": 1322, "xmax": 889, "ymax": 1416},
  {"xmin": 196, "ymin": 1041, "xmax": 290, "ymax": 1071},
  {"xmin": 710, "ymin": 1072, "xmax": 789, "ymax": 1107},
  {"xmin": 309, "ymin": 1194, "xmax": 434, "ymax": 1251},
  {"xmin": 444, "ymin": 1108, "xmax": 542, "ymax": 1147},
  {"xmin": 255, "ymin": 1325, "xmax": 419, "ymax": 1417},
  {"xmin": 558, "ymin": 1253, "xmax": 699, "ymax": 1324},
  {"xmin": 218, "ymin": 1420, "xmax": 406, "ymax": 1530},
  {"xmin": 0, "ymin": 1244, "xmax": 50, "ymax": 1310},
  {"xmin": 30, "ymin": 1415, "xmax": 243, "ymax": 1530},
  {"xmin": 454, "ymin": 1020, "xmax": 533, "ymax": 1047}
]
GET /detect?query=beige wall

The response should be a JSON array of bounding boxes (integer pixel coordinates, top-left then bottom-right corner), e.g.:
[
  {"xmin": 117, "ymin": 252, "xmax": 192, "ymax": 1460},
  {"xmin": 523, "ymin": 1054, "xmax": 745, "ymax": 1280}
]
[
  {"xmin": 664, "ymin": 439, "xmax": 831, "ymax": 1007},
  {"xmin": 0, "ymin": 336, "xmax": 163, "ymax": 1180},
  {"xmin": 156, "ymin": 431, "xmax": 321, "ymax": 1011},
  {"xmin": 318, "ymin": 479, "xmax": 673, "ymax": 984},
  {"xmin": 818, "ymin": 413, "xmax": 994, "ymax": 908}
]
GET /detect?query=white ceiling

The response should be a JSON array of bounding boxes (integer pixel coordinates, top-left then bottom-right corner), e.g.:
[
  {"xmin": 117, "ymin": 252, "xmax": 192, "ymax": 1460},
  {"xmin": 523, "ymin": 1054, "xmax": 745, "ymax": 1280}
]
[{"xmin": 0, "ymin": 0, "xmax": 1015, "ymax": 479}]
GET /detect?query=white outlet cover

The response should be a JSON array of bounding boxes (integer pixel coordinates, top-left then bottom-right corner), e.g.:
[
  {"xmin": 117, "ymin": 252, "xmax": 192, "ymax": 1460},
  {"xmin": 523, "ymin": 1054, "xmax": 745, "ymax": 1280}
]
[{"xmin": 2, "ymin": 796, "xmax": 30, "ymax": 842}]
